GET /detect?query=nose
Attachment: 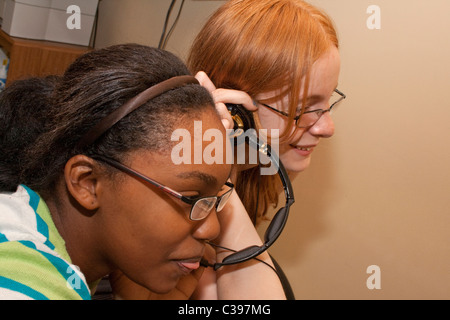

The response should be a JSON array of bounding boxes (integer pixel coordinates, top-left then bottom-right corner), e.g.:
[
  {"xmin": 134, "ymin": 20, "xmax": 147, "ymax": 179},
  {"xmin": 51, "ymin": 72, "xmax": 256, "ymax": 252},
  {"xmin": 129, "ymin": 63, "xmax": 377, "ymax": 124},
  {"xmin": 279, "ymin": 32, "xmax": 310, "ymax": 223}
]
[
  {"xmin": 192, "ymin": 210, "xmax": 221, "ymax": 242},
  {"xmin": 309, "ymin": 112, "xmax": 335, "ymax": 138}
]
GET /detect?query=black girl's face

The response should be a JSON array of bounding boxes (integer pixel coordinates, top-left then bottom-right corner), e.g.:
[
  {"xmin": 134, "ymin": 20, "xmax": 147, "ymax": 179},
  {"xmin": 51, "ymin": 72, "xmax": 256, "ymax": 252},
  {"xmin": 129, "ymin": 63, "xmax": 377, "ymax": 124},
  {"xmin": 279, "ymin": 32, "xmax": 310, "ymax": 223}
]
[{"xmin": 97, "ymin": 109, "xmax": 231, "ymax": 293}]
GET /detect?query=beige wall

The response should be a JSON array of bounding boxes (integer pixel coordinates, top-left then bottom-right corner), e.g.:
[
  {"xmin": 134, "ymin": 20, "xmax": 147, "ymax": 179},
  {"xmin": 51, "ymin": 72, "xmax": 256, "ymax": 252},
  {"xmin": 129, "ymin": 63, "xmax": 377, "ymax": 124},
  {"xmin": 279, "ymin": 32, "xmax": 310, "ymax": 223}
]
[
  {"xmin": 96, "ymin": 0, "xmax": 450, "ymax": 299},
  {"xmin": 95, "ymin": 0, "xmax": 225, "ymax": 60}
]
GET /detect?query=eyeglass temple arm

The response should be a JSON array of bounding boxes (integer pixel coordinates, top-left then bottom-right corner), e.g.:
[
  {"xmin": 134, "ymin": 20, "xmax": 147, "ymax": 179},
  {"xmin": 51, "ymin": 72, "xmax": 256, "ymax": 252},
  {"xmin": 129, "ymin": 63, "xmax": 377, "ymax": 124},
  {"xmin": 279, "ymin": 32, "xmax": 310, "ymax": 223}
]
[
  {"xmin": 334, "ymin": 88, "xmax": 346, "ymax": 98},
  {"xmin": 92, "ymin": 155, "xmax": 184, "ymax": 200}
]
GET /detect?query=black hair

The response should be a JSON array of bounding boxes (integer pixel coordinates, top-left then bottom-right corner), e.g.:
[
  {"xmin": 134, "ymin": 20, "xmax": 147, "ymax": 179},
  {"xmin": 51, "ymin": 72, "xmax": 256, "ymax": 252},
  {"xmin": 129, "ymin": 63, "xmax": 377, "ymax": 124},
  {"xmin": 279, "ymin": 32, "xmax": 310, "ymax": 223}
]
[
  {"xmin": 0, "ymin": 76, "xmax": 60, "ymax": 192},
  {"xmin": 20, "ymin": 44, "xmax": 215, "ymax": 197}
]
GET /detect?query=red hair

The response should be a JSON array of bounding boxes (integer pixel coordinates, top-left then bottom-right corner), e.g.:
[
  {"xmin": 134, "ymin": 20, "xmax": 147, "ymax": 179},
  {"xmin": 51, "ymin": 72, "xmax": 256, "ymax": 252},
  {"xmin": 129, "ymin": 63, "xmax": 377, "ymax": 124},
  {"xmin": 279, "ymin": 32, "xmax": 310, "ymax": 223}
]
[{"xmin": 188, "ymin": 0, "xmax": 339, "ymax": 224}]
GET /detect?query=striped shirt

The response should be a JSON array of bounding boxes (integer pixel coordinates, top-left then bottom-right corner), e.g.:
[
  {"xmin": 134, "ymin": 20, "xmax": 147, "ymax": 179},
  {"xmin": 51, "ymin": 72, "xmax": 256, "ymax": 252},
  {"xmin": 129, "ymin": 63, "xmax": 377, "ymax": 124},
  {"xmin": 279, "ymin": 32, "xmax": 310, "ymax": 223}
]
[{"xmin": 0, "ymin": 185, "xmax": 92, "ymax": 300}]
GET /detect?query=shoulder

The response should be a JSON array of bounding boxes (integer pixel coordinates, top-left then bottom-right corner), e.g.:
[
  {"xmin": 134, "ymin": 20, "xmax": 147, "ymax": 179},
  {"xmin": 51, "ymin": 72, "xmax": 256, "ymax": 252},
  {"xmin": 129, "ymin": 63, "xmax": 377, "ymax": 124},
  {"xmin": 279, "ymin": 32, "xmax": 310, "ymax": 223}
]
[
  {"xmin": 0, "ymin": 240, "xmax": 90, "ymax": 300},
  {"xmin": 0, "ymin": 186, "xmax": 91, "ymax": 300}
]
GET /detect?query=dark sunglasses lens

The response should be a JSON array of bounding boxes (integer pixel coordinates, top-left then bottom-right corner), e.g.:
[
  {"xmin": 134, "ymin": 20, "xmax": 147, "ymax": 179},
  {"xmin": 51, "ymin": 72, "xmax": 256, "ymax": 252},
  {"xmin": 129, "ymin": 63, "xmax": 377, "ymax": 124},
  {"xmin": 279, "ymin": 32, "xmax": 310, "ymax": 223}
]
[
  {"xmin": 220, "ymin": 245, "xmax": 262, "ymax": 265},
  {"xmin": 264, "ymin": 207, "xmax": 288, "ymax": 244}
]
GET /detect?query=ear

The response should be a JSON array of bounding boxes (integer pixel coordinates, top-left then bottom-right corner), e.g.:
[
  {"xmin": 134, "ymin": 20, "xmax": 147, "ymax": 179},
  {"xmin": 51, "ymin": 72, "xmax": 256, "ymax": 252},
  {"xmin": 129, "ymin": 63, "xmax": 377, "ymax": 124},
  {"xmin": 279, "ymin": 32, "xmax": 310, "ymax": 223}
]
[{"xmin": 64, "ymin": 155, "xmax": 101, "ymax": 211}]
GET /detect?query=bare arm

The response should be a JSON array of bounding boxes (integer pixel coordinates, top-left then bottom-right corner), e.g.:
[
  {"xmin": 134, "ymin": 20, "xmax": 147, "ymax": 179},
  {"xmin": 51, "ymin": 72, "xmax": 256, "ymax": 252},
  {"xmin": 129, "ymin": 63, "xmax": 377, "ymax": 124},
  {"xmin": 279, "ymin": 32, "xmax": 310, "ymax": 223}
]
[{"xmin": 206, "ymin": 189, "xmax": 286, "ymax": 300}]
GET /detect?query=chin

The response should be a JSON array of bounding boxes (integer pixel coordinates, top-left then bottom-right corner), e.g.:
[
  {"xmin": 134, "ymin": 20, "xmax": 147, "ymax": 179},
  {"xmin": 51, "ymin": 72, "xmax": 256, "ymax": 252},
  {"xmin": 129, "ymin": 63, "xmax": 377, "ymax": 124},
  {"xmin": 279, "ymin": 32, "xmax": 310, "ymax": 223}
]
[
  {"xmin": 280, "ymin": 154, "xmax": 312, "ymax": 173},
  {"xmin": 132, "ymin": 265, "xmax": 182, "ymax": 295},
  {"xmin": 141, "ymin": 274, "xmax": 181, "ymax": 295}
]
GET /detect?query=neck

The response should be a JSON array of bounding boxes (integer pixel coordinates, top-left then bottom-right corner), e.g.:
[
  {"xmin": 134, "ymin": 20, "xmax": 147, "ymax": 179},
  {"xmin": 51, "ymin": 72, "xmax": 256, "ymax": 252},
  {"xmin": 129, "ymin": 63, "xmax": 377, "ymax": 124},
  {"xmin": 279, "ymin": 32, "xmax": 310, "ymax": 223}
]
[{"xmin": 45, "ymin": 183, "xmax": 111, "ymax": 284}]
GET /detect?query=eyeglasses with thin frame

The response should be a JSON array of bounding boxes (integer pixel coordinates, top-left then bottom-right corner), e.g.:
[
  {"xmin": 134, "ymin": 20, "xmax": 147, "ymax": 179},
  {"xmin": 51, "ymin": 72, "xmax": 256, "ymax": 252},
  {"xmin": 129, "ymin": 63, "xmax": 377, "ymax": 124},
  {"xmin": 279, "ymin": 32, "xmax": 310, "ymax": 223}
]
[
  {"xmin": 259, "ymin": 88, "xmax": 346, "ymax": 128},
  {"xmin": 91, "ymin": 155, "xmax": 234, "ymax": 221}
]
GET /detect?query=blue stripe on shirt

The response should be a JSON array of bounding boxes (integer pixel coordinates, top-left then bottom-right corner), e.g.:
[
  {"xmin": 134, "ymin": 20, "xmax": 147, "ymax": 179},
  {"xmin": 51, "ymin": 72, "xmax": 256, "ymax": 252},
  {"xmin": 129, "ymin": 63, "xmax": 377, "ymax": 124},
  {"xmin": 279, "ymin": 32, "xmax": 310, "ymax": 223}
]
[
  {"xmin": 22, "ymin": 185, "xmax": 55, "ymax": 250},
  {"xmin": 0, "ymin": 232, "xmax": 8, "ymax": 243},
  {"xmin": 18, "ymin": 240, "xmax": 91, "ymax": 300},
  {"xmin": 0, "ymin": 276, "xmax": 49, "ymax": 300}
]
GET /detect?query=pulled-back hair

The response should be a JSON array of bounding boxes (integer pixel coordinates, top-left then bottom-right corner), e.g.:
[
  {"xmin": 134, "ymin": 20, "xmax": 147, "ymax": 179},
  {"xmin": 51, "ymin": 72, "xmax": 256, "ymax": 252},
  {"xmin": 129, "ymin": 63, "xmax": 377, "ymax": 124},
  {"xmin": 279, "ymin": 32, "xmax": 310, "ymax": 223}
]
[
  {"xmin": 21, "ymin": 44, "xmax": 214, "ymax": 197},
  {"xmin": 0, "ymin": 76, "xmax": 60, "ymax": 192},
  {"xmin": 187, "ymin": 0, "xmax": 339, "ymax": 224}
]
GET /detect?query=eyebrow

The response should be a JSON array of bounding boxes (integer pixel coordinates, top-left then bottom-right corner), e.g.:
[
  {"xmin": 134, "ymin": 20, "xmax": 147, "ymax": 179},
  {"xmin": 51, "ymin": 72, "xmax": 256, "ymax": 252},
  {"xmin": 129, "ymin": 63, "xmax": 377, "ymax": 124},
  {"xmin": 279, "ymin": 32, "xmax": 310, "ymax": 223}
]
[
  {"xmin": 305, "ymin": 95, "xmax": 325, "ymax": 103},
  {"xmin": 176, "ymin": 171, "xmax": 218, "ymax": 186},
  {"xmin": 302, "ymin": 84, "xmax": 339, "ymax": 102},
  {"xmin": 300, "ymin": 85, "xmax": 340, "ymax": 110},
  {"xmin": 295, "ymin": 95, "xmax": 324, "ymax": 112}
]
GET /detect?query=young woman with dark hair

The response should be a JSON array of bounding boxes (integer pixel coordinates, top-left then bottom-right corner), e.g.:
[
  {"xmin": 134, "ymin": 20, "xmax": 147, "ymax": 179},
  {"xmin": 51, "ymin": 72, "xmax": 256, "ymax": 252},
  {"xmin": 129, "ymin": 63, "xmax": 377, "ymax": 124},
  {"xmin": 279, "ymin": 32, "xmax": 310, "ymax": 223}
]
[
  {"xmin": 0, "ymin": 44, "xmax": 285, "ymax": 299},
  {"xmin": 109, "ymin": 0, "xmax": 344, "ymax": 300}
]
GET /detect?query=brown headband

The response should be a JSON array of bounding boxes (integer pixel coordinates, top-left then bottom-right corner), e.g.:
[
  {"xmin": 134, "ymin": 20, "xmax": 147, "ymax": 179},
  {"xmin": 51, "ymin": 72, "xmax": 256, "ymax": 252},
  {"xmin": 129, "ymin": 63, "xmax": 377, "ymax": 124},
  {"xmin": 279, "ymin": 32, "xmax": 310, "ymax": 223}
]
[{"xmin": 77, "ymin": 75, "xmax": 199, "ymax": 149}]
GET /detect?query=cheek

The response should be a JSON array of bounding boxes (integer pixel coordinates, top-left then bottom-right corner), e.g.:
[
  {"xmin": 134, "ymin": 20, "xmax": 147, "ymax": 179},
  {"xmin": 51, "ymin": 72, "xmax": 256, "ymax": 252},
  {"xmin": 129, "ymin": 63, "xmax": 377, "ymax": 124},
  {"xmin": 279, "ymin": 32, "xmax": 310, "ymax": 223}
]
[
  {"xmin": 99, "ymin": 187, "xmax": 192, "ymax": 292},
  {"xmin": 257, "ymin": 109, "xmax": 287, "ymax": 133},
  {"xmin": 257, "ymin": 112, "xmax": 312, "ymax": 172},
  {"xmin": 279, "ymin": 147, "xmax": 312, "ymax": 173},
  {"xmin": 277, "ymin": 132, "xmax": 312, "ymax": 173}
]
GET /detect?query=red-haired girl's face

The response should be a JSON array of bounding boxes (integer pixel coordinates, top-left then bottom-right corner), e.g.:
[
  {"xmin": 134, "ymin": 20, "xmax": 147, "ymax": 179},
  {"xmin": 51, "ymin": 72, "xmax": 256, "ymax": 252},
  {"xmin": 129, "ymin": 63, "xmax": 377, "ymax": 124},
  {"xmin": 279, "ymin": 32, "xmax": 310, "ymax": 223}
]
[{"xmin": 255, "ymin": 46, "xmax": 341, "ymax": 173}]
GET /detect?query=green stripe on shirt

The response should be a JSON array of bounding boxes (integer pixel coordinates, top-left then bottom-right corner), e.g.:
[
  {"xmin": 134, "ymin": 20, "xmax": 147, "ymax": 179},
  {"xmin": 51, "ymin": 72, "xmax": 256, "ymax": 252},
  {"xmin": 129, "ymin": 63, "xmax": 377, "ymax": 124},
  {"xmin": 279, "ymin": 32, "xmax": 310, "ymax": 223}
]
[
  {"xmin": 0, "ymin": 186, "xmax": 92, "ymax": 300},
  {"xmin": 0, "ymin": 241, "xmax": 86, "ymax": 300}
]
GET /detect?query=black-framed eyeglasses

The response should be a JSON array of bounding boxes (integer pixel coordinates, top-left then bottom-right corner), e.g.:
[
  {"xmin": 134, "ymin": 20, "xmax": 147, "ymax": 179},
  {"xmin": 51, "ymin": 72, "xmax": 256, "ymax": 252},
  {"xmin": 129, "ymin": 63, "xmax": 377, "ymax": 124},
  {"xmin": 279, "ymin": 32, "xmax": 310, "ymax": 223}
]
[
  {"xmin": 259, "ymin": 88, "xmax": 346, "ymax": 128},
  {"xmin": 91, "ymin": 155, "xmax": 234, "ymax": 221}
]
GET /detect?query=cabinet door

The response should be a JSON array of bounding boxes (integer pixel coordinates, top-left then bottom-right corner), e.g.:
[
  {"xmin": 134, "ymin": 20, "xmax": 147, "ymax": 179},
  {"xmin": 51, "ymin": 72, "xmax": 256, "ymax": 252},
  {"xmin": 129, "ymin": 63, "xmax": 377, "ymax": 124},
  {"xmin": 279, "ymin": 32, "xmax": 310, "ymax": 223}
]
[{"xmin": 7, "ymin": 42, "xmax": 87, "ymax": 83}]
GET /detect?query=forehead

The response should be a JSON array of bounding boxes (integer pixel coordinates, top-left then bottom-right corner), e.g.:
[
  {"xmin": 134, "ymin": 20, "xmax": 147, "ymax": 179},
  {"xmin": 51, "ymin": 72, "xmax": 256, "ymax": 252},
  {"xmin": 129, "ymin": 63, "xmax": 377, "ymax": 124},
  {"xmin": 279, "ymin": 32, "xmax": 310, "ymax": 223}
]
[
  {"xmin": 130, "ymin": 108, "xmax": 232, "ymax": 188},
  {"xmin": 132, "ymin": 151, "xmax": 232, "ymax": 193},
  {"xmin": 256, "ymin": 47, "xmax": 341, "ymax": 103},
  {"xmin": 308, "ymin": 47, "xmax": 341, "ymax": 92}
]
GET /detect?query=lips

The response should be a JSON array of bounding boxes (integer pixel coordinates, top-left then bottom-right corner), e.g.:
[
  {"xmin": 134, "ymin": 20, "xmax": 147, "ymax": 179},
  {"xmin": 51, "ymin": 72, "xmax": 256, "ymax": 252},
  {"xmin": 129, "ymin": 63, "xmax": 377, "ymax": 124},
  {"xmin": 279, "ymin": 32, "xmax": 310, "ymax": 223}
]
[
  {"xmin": 290, "ymin": 144, "xmax": 316, "ymax": 156},
  {"xmin": 176, "ymin": 259, "xmax": 201, "ymax": 275},
  {"xmin": 179, "ymin": 261, "xmax": 200, "ymax": 270},
  {"xmin": 295, "ymin": 146, "xmax": 312, "ymax": 151}
]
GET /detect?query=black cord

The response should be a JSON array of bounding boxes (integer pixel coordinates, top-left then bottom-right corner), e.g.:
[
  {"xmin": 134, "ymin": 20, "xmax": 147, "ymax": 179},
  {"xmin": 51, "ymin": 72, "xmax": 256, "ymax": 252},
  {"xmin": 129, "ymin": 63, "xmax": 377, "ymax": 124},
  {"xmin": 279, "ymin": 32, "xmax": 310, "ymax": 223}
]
[
  {"xmin": 254, "ymin": 163, "xmax": 261, "ymax": 224},
  {"xmin": 91, "ymin": 1, "xmax": 101, "ymax": 48},
  {"xmin": 158, "ymin": 0, "xmax": 176, "ymax": 49},
  {"xmin": 161, "ymin": 0, "xmax": 186, "ymax": 49},
  {"xmin": 202, "ymin": 242, "xmax": 293, "ymax": 300},
  {"xmin": 204, "ymin": 242, "xmax": 283, "ymax": 282},
  {"xmin": 199, "ymin": 167, "xmax": 284, "ymax": 283},
  {"xmin": 158, "ymin": 0, "xmax": 186, "ymax": 50}
]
